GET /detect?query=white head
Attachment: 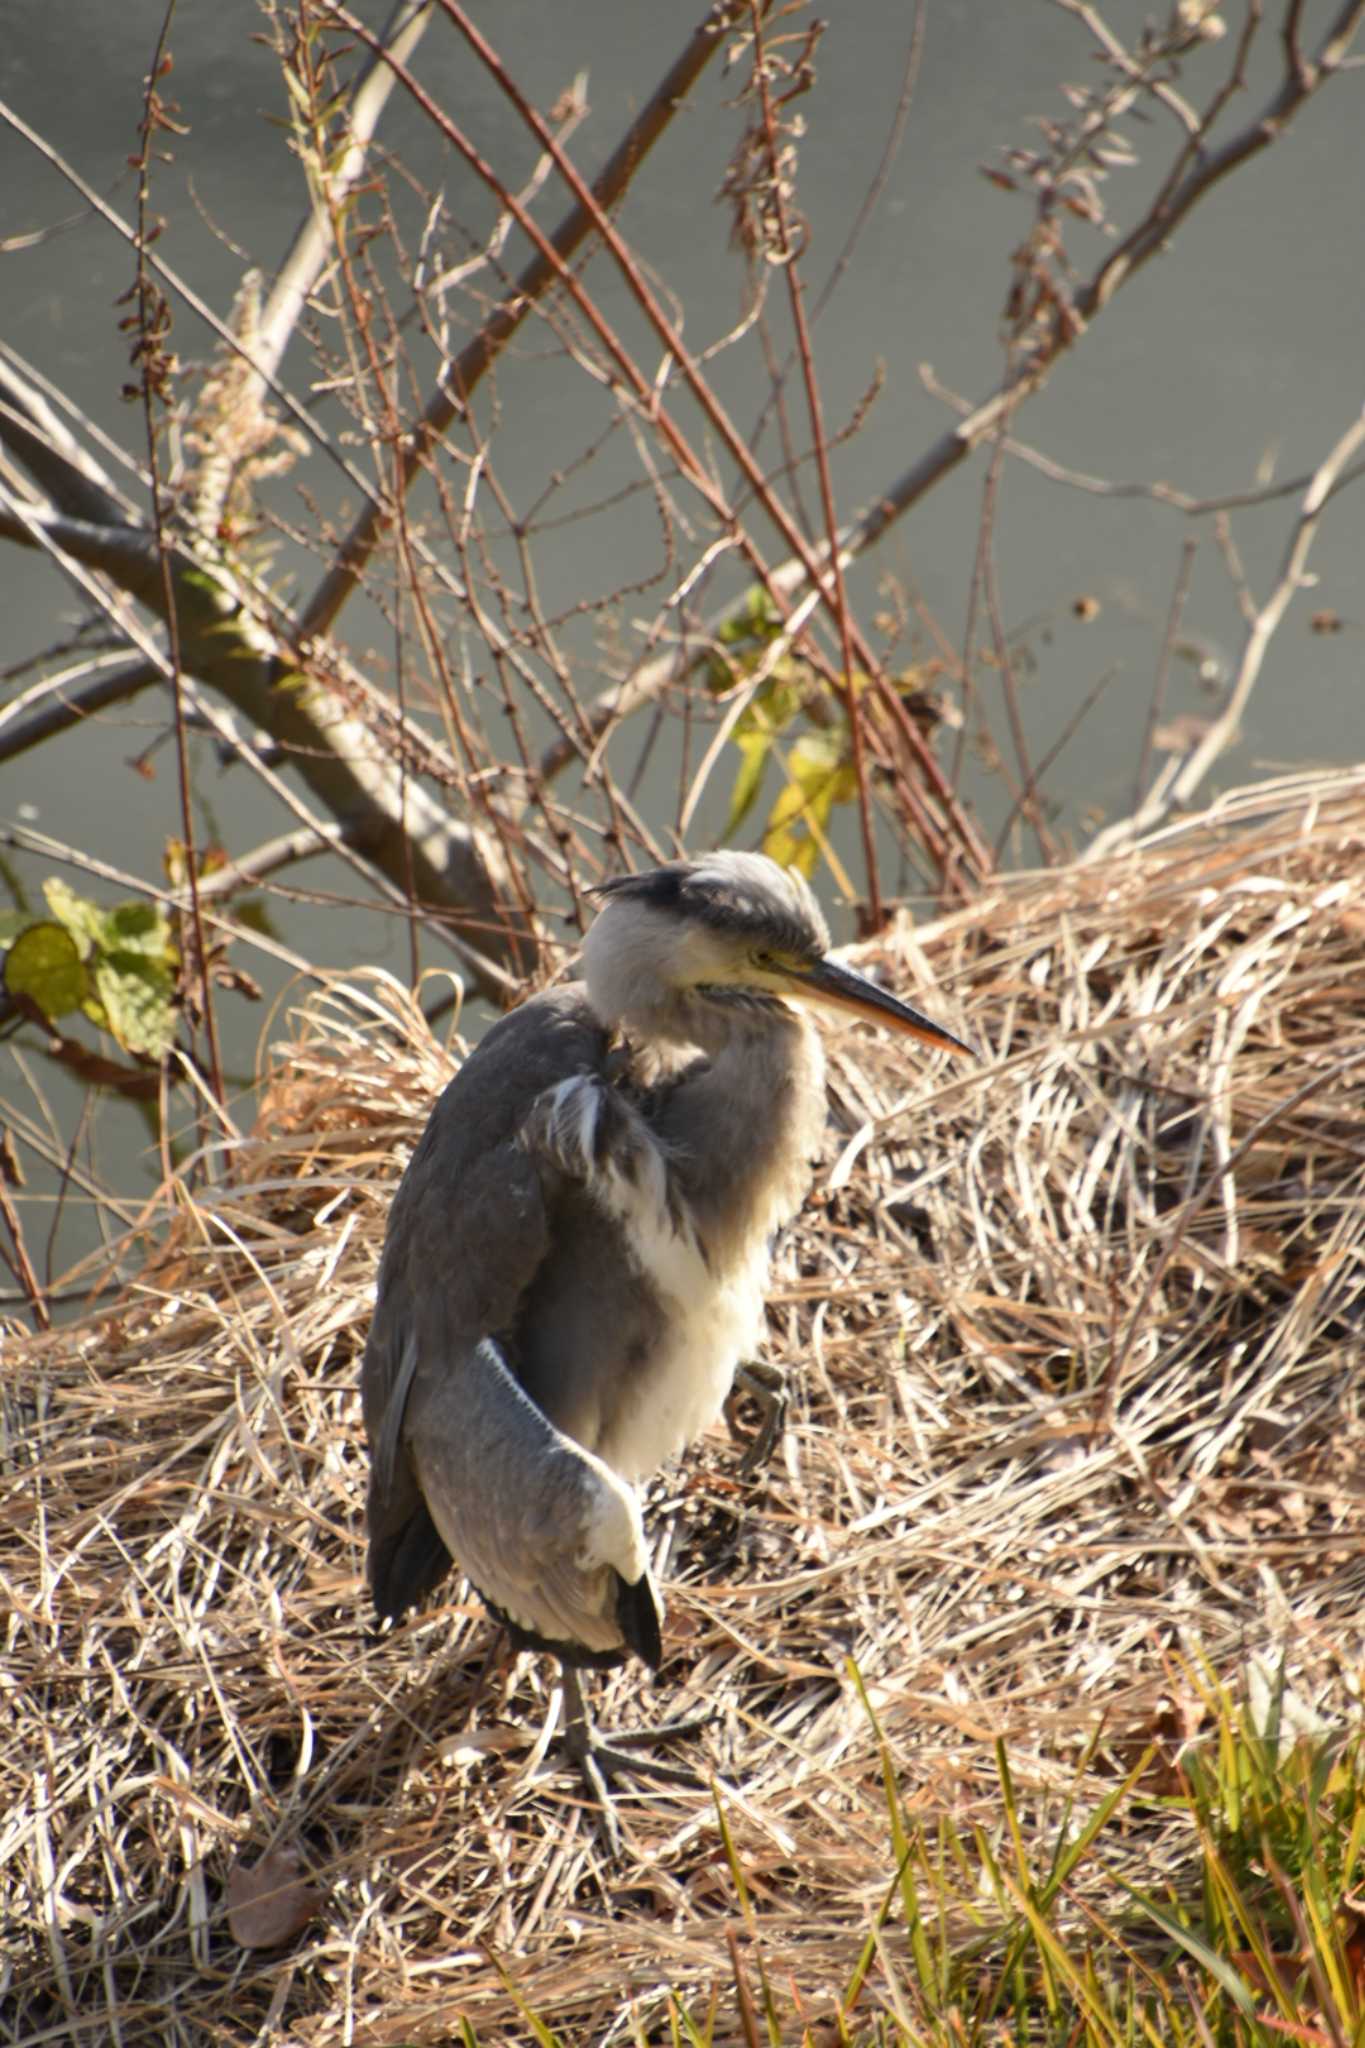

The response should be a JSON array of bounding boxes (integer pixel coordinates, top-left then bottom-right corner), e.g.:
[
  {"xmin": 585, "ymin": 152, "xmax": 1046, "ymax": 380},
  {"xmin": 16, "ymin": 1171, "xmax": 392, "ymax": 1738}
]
[{"xmin": 582, "ymin": 851, "xmax": 974, "ymax": 1056}]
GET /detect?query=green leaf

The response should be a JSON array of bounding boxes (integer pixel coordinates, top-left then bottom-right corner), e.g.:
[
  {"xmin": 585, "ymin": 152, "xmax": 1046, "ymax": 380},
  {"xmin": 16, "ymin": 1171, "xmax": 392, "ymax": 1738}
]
[
  {"xmin": 105, "ymin": 900, "xmax": 174, "ymax": 961},
  {"xmin": 42, "ymin": 876, "xmax": 107, "ymax": 958},
  {"xmin": 762, "ymin": 731, "xmax": 857, "ymax": 876},
  {"xmin": 230, "ymin": 895, "xmax": 282, "ymax": 943},
  {"xmin": 723, "ymin": 726, "xmax": 772, "ymax": 840},
  {"xmin": 92, "ymin": 951, "xmax": 178, "ymax": 1058},
  {"xmin": 716, "ymin": 584, "xmax": 780, "ymax": 648},
  {"xmin": 4, "ymin": 921, "xmax": 90, "ymax": 1018}
]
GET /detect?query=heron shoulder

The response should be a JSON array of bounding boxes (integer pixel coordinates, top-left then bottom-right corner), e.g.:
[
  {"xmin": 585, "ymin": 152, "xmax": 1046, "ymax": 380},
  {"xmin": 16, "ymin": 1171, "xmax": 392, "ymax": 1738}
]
[
  {"xmin": 406, "ymin": 983, "xmax": 607, "ymax": 1169},
  {"xmin": 366, "ymin": 987, "xmax": 606, "ymax": 1461}
]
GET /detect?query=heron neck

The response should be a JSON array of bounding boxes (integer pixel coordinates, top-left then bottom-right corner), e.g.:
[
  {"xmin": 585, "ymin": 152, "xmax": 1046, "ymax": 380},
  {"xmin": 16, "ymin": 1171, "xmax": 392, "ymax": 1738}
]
[{"xmin": 644, "ymin": 998, "xmax": 826, "ymax": 1258}]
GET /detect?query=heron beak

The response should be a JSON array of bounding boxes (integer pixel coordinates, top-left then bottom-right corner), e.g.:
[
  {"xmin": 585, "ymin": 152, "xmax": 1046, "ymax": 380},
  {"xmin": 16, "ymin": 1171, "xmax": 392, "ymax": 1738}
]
[{"xmin": 788, "ymin": 956, "xmax": 976, "ymax": 1057}]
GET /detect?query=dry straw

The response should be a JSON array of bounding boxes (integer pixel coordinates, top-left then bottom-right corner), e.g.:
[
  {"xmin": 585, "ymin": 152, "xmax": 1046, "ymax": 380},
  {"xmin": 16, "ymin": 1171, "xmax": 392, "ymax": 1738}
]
[{"xmin": 4, "ymin": 765, "xmax": 1365, "ymax": 2042}]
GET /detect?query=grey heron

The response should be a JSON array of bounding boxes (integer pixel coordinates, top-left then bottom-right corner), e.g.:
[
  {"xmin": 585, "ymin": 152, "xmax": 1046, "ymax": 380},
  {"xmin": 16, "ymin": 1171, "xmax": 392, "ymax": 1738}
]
[{"xmin": 361, "ymin": 851, "xmax": 972, "ymax": 1830}]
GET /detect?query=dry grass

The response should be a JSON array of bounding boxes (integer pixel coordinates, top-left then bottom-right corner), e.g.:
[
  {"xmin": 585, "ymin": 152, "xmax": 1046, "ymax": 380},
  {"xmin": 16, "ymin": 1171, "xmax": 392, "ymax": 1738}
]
[{"xmin": 4, "ymin": 765, "xmax": 1365, "ymax": 2044}]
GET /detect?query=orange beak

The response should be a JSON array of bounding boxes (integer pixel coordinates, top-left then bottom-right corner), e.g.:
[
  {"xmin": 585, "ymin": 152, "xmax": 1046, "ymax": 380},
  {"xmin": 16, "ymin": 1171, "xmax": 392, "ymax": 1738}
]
[{"xmin": 786, "ymin": 956, "xmax": 976, "ymax": 1058}]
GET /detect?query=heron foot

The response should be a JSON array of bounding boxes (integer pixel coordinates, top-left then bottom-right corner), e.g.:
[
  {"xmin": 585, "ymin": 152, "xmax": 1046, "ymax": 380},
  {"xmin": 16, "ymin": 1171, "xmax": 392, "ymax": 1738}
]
[
  {"xmin": 560, "ymin": 1669, "xmax": 707, "ymax": 1852},
  {"xmin": 725, "ymin": 1358, "xmax": 788, "ymax": 1475}
]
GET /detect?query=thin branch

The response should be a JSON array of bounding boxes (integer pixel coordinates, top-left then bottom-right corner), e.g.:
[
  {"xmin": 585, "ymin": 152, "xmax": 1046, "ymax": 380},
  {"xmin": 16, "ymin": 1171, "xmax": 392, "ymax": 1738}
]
[
  {"xmin": 255, "ymin": 0, "xmax": 435, "ymax": 390},
  {"xmin": 744, "ymin": 0, "xmax": 927, "ymax": 459},
  {"xmin": 1085, "ymin": 404, "xmax": 1365, "ymax": 860},
  {"xmin": 0, "ymin": 1169, "xmax": 50, "ymax": 1331},
  {"xmin": 189, "ymin": 824, "xmax": 349, "ymax": 899},
  {"xmin": 0, "ymin": 339, "xmax": 150, "ymax": 501},
  {"xmin": 993, "ymin": 663, "xmax": 1123, "ymax": 854},
  {"xmin": 0, "ymin": 92, "xmax": 381, "ymax": 511},
  {"xmin": 1163, "ymin": 408, "xmax": 1365, "ymax": 802},
  {"xmin": 979, "ymin": 429, "xmax": 1058, "ymax": 865},
  {"xmin": 132, "ymin": 0, "xmax": 227, "ymax": 1112},
  {"xmin": 748, "ymin": 0, "xmax": 882, "ymax": 920},
  {"xmin": 0, "ymin": 656, "xmax": 163, "ymax": 765},
  {"xmin": 919, "ymin": 363, "xmax": 1365, "ymax": 519},
  {"xmin": 678, "ymin": 0, "xmax": 1365, "ymax": 710},
  {"xmin": 295, "ymin": 0, "xmax": 751, "ymax": 649},
  {"xmin": 550, "ymin": 0, "xmax": 1361, "ymax": 844},
  {"xmin": 1076, "ymin": 0, "xmax": 1365, "ymax": 325},
  {"xmin": 0, "ymin": 479, "xmax": 527, "ymax": 997},
  {"xmin": 0, "ymin": 366, "xmax": 135, "ymax": 527},
  {"xmin": 0, "ymin": 31, "xmax": 584, "ymax": 767},
  {"xmin": 1133, "ymin": 536, "xmax": 1198, "ymax": 812},
  {"xmin": 382, "ymin": 0, "xmax": 987, "ymax": 879},
  {"xmin": 162, "ymin": 677, "xmax": 524, "ymax": 1003}
]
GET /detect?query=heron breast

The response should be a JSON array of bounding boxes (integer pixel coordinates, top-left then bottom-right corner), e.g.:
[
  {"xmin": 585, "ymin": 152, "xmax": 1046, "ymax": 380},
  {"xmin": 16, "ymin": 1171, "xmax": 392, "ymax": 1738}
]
[{"xmin": 597, "ymin": 1211, "xmax": 770, "ymax": 1480}]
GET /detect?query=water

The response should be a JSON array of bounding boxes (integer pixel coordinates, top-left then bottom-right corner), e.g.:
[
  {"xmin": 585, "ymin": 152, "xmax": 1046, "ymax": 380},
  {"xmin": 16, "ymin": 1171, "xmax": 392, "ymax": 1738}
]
[{"xmin": 3, "ymin": 0, "xmax": 1363, "ymax": 1298}]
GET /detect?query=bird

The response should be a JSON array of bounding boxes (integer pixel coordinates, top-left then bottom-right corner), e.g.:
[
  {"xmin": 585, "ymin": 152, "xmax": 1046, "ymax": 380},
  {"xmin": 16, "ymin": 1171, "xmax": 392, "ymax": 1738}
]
[{"xmin": 361, "ymin": 850, "xmax": 972, "ymax": 1836}]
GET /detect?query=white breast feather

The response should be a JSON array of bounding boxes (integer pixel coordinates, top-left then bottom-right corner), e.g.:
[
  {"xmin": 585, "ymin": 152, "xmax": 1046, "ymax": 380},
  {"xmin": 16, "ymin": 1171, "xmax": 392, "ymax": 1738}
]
[{"xmin": 586, "ymin": 1113, "xmax": 776, "ymax": 1480}]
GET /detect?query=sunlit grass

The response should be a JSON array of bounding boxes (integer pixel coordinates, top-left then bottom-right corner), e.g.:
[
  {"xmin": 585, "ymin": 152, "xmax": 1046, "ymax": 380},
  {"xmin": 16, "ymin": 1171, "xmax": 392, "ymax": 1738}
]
[{"xmin": 481, "ymin": 1665, "xmax": 1365, "ymax": 2047}]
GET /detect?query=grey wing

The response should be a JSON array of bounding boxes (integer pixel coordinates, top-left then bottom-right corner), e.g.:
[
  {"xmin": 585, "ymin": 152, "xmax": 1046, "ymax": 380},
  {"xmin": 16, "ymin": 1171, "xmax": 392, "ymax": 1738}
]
[
  {"xmin": 409, "ymin": 1336, "xmax": 660, "ymax": 1666},
  {"xmin": 361, "ymin": 1116, "xmax": 548, "ymax": 1623},
  {"xmin": 360, "ymin": 987, "xmax": 658, "ymax": 1660}
]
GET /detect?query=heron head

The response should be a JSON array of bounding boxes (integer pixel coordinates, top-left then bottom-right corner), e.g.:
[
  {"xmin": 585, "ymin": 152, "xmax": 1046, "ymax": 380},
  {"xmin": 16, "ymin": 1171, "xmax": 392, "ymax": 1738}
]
[{"xmin": 583, "ymin": 852, "xmax": 974, "ymax": 1057}]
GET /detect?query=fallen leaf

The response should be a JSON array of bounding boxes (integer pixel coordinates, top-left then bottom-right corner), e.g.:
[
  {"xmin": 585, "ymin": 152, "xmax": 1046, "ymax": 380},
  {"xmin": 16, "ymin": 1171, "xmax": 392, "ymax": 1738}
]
[{"xmin": 226, "ymin": 1845, "xmax": 320, "ymax": 1950}]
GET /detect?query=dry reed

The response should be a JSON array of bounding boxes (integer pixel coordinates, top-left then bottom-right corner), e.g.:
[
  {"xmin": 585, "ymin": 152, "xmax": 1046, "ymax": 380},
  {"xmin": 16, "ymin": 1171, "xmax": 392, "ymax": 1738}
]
[{"xmin": 4, "ymin": 764, "xmax": 1365, "ymax": 2043}]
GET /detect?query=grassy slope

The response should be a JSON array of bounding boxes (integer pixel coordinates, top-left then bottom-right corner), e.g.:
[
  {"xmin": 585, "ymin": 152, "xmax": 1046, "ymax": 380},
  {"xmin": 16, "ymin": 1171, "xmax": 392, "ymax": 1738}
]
[{"xmin": 4, "ymin": 765, "xmax": 1365, "ymax": 2045}]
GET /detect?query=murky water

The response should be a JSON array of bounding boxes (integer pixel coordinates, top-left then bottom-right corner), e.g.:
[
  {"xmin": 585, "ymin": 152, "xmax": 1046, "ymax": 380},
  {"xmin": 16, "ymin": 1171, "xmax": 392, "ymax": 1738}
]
[{"xmin": 3, "ymin": 0, "xmax": 1363, "ymax": 1294}]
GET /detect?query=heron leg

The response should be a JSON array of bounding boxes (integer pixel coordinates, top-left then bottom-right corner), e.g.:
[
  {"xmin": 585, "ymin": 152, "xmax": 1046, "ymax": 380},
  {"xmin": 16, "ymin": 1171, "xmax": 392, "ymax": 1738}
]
[
  {"xmin": 559, "ymin": 1666, "xmax": 707, "ymax": 1849},
  {"xmin": 724, "ymin": 1358, "xmax": 788, "ymax": 1474}
]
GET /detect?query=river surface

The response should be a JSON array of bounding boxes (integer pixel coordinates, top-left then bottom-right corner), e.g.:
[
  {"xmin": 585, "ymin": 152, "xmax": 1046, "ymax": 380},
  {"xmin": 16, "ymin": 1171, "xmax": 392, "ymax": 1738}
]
[{"xmin": 2, "ymin": 1, "xmax": 1363, "ymax": 1296}]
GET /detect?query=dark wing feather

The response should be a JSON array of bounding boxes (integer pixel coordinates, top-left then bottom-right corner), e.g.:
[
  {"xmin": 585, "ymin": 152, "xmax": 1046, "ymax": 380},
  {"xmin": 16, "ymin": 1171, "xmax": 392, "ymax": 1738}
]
[{"xmin": 361, "ymin": 986, "xmax": 608, "ymax": 1622}]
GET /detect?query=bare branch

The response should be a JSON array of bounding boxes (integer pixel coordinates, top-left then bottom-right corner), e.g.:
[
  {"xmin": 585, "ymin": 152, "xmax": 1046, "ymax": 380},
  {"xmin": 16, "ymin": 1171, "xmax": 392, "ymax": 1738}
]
[
  {"xmin": 190, "ymin": 824, "xmax": 350, "ymax": 899},
  {"xmin": 0, "ymin": 471, "xmax": 528, "ymax": 998},
  {"xmin": 344, "ymin": 0, "xmax": 988, "ymax": 879},
  {"xmin": 746, "ymin": 1, "xmax": 883, "ymax": 920},
  {"xmin": 0, "ymin": 92, "xmax": 387, "ymax": 520},
  {"xmin": 1133, "ymin": 536, "xmax": 1199, "ymax": 814},
  {"xmin": 548, "ymin": 0, "xmax": 1364, "ymax": 823},
  {"xmin": 1084, "ymin": 405, "xmax": 1365, "ymax": 860},
  {"xmin": 919, "ymin": 363, "xmax": 1365, "ymax": 518},
  {"xmin": 0, "ymin": 355, "xmax": 135, "ymax": 527},
  {"xmin": 255, "ymin": 0, "xmax": 435, "ymax": 389},
  {"xmin": 0, "ymin": 657, "xmax": 163, "ymax": 765},
  {"xmin": 295, "ymin": 0, "xmax": 751, "ymax": 649},
  {"xmin": 1078, "ymin": 0, "xmax": 1365, "ymax": 323}
]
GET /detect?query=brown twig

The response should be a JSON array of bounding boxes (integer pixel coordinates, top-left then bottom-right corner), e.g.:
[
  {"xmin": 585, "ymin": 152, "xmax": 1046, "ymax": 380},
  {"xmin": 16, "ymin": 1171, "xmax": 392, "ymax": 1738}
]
[
  {"xmin": 979, "ymin": 427, "xmax": 1058, "ymax": 866},
  {"xmin": 1076, "ymin": 0, "xmax": 1365, "ymax": 326},
  {"xmin": 128, "ymin": 0, "xmax": 226, "ymax": 1114},
  {"xmin": 993, "ymin": 663, "xmax": 1123, "ymax": 854},
  {"xmin": 0, "ymin": 1158, "xmax": 50, "ymax": 1331},
  {"xmin": 919, "ymin": 363, "xmax": 1365, "ymax": 521},
  {"xmin": 747, "ymin": 1, "xmax": 882, "ymax": 921},
  {"xmin": 1133, "ymin": 536, "xmax": 1198, "ymax": 813},
  {"xmin": 295, "ymin": 0, "xmax": 753, "ymax": 651},
  {"xmin": 775, "ymin": 0, "xmax": 1365, "ymax": 644},
  {"xmin": 324, "ymin": 0, "xmax": 988, "ymax": 885}
]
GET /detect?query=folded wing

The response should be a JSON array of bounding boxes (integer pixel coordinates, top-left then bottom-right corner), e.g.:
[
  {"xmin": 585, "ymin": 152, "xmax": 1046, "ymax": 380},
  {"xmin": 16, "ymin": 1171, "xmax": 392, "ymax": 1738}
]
[
  {"xmin": 410, "ymin": 1335, "xmax": 660, "ymax": 1665},
  {"xmin": 360, "ymin": 988, "xmax": 661, "ymax": 1664}
]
